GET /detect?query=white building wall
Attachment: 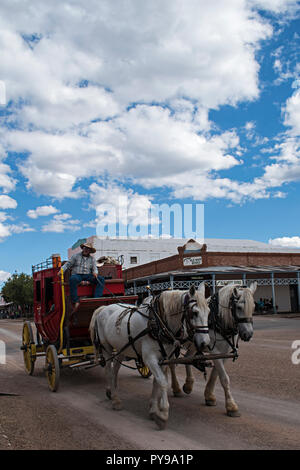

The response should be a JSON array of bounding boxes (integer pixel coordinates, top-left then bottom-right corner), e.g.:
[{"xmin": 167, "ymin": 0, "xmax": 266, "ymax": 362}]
[
  {"xmin": 254, "ymin": 285, "xmax": 291, "ymax": 312},
  {"xmin": 68, "ymin": 236, "xmax": 187, "ymax": 269}
]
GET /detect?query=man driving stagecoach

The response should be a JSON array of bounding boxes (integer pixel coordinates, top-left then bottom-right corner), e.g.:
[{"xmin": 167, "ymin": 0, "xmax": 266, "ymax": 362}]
[{"xmin": 59, "ymin": 242, "xmax": 105, "ymax": 312}]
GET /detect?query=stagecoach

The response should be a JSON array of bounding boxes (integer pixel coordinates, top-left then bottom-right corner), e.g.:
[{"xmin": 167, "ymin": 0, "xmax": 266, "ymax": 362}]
[{"xmin": 21, "ymin": 254, "xmax": 151, "ymax": 391}]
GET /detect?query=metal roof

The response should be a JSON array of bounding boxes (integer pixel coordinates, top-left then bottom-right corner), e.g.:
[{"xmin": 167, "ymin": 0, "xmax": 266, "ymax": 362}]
[{"xmin": 127, "ymin": 265, "xmax": 300, "ymax": 283}]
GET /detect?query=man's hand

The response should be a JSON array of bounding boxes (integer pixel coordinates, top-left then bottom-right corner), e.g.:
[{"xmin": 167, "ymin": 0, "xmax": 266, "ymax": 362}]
[{"xmin": 93, "ymin": 273, "xmax": 98, "ymax": 279}]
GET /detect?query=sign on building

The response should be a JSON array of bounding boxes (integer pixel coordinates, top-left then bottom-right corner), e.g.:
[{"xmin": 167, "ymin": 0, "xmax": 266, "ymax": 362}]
[
  {"xmin": 216, "ymin": 280, "xmax": 244, "ymax": 287},
  {"xmin": 183, "ymin": 256, "xmax": 202, "ymax": 266}
]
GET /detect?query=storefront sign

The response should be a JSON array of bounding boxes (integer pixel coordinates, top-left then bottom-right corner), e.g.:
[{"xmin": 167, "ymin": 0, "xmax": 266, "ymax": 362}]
[{"xmin": 183, "ymin": 256, "xmax": 202, "ymax": 266}]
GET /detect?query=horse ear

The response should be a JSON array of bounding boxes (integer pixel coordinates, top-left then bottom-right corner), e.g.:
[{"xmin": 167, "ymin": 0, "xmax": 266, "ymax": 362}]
[
  {"xmin": 233, "ymin": 287, "xmax": 239, "ymax": 298},
  {"xmin": 189, "ymin": 285, "xmax": 196, "ymax": 296},
  {"xmin": 197, "ymin": 282, "xmax": 205, "ymax": 297},
  {"xmin": 249, "ymin": 281, "xmax": 257, "ymax": 294}
]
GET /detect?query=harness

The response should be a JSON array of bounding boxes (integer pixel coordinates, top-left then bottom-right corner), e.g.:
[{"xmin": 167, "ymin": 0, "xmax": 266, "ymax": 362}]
[
  {"xmin": 208, "ymin": 290, "xmax": 253, "ymax": 356},
  {"xmin": 94, "ymin": 292, "xmax": 208, "ymax": 369}
]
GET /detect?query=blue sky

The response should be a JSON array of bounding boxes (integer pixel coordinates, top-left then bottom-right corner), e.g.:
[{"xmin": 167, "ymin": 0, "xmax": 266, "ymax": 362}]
[{"xmin": 0, "ymin": 0, "xmax": 300, "ymax": 282}]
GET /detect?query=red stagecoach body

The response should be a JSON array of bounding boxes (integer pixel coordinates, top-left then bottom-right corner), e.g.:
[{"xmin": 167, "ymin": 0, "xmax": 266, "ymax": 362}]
[{"xmin": 32, "ymin": 254, "xmax": 137, "ymax": 347}]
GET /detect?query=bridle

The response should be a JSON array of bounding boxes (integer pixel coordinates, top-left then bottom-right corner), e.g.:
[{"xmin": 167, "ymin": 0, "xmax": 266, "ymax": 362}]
[
  {"xmin": 208, "ymin": 289, "xmax": 253, "ymax": 354},
  {"xmin": 182, "ymin": 294, "xmax": 209, "ymax": 341},
  {"xmin": 223, "ymin": 292, "xmax": 253, "ymax": 326}
]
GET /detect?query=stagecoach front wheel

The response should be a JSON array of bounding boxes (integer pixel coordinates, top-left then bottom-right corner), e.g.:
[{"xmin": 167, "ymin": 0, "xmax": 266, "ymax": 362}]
[
  {"xmin": 22, "ymin": 321, "xmax": 35, "ymax": 375},
  {"xmin": 137, "ymin": 364, "xmax": 152, "ymax": 379},
  {"xmin": 45, "ymin": 345, "xmax": 60, "ymax": 392}
]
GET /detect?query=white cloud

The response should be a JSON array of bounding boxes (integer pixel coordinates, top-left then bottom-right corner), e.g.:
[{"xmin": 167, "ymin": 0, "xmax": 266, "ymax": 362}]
[
  {"xmin": 0, "ymin": 270, "xmax": 10, "ymax": 282},
  {"xmin": 0, "ymin": 222, "xmax": 11, "ymax": 240},
  {"xmin": 284, "ymin": 89, "xmax": 300, "ymax": 135},
  {"xmin": 0, "ymin": 0, "xmax": 299, "ymax": 204},
  {"xmin": 41, "ymin": 213, "xmax": 80, "ymax": 232},
  {"xmin": 269, "ymin": 236, "xmax": 300, "ymax": 248},
  {"xmin": 0, "ymin": 219, "xmax": 34, "ymax": 241},
  {"xmin": 0, "ymin": 195, "xmax": 17, "ymax": 209},
  {"xmin": 90, "ymin": 182, "xmax": 157, "ymax": 229},
  {"xmin": 9, "ymin": 223, "xmax": 35, "ymax": 234},
  {"xmin": 0, "ymin": 162, "xmax": 17, "ymax": 193},
  {"xmin": 249, "ymin": 0, "xmax": 299, "ymax": 14},
  {"xmin": 27, "ymin": 205, "xmax": 59, "ymax": 219}
]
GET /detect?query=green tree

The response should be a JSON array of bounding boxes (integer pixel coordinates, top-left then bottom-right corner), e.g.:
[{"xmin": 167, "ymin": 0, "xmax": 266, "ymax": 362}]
[{"xmin": 1, "ymin": 273, "xmax": 33, "ymax": 316}]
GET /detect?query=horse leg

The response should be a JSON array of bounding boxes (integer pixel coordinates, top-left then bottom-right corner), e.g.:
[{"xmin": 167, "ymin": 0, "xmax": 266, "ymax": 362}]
[
  {"xmin": 204, "ymin": 366, "xmax": 218, "ymax": 406},
  {"xmin": 147, "ymin": 361, "xmax": 169, "ymax": 429},
  {"xmin": 104, "ymin": 357, "xmax": 113, "ymax": 400},
  {"xmin": 213, "ymin": 359, "xmax": 240, "ymax": 417},
  {"xmin": 182, "ymin": 365, "xmax": 194, "ymax": 395},
  {"xmin": 149, "ymin": 377, "xmax": 161, "ymax": 419},
  {"xmin": 102, "ymin": 343, "xmax": 114, "ymax": 401},
  {"xmin": 169, "ymin": 364, "xmax": 183, "ymax": 397},
  {"xmin": 111, "ymin": 357, "xmax": 123, "ymax": 411}
]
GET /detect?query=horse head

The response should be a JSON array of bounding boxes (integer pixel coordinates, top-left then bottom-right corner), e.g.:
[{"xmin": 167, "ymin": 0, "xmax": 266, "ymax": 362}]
[
  {"xmin": 230, "ymin": 282, "xmax": 257, "ymax": 341},
  {"xmin": 182, "ymin": 282, "xmax": 210, "ymax": 353}
]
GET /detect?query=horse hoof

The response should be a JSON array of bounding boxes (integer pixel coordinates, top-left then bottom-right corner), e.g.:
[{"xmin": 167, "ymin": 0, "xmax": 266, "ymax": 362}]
[
  {"xmin": 173, "ymin": 390, "xmax": 183, "ymax": 397},
  {"xmin": 106, "ymin": 390, "xmax": 111, "ymax": 400},
  {"xmin": 112, "ymin": 401, "xmax": 123, "ymax": 411},
  {"xmin": 183, "ymin": 384, "xmax": 192, "ymax": 395},
  {"xmin": 227, "ymin": 410, "xmax": 241, "ymax": 417},
  {"xmin": 205, "ymin": 399, "xmax": 217, "ymax": 407},
  {"xmin": 153, "ymin": 415, "xmax": 167, "ymax": 430}
]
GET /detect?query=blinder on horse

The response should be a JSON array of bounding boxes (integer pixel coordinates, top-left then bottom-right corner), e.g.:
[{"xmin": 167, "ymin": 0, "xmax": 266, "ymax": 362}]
[
  {"xmin": 183, "ymin": 294, "xmax": 210, "ymax": 338},
  {"xmin": 229, "ymin": 292, "xmax": 253, "ymax": 326}
]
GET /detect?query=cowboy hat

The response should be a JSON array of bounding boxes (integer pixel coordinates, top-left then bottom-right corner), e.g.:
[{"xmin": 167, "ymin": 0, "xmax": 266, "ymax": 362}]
[{"xmin": 80, "ymin": 242, "xmax": 96, "ymax": 253}]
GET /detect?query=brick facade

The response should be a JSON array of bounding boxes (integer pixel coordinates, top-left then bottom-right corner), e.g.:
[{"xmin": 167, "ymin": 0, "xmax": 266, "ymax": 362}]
[{"xmin": 123, "ymin": 241, "xmax": 300, "ymax": 281}]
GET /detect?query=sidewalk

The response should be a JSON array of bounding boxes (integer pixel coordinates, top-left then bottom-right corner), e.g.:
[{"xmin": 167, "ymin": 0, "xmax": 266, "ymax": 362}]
[{"xmin": 254, "ymin": 312, "xmax": 300, "ymax": 319}]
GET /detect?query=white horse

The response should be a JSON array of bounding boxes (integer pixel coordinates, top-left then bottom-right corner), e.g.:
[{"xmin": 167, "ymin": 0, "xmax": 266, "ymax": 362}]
[
  {"xmin": 89, "ymin": 284, "xmax": 210, "ymax": 429},
  {"xmin": 169, "ymin": 282, "xmax": 257, "ymax": 417}
]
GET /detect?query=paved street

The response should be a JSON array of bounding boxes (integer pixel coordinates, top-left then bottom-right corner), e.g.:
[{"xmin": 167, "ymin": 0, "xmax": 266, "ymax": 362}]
[{"xmin": 0, "ymin": 316, "xmax": 299, "ymax": 450}]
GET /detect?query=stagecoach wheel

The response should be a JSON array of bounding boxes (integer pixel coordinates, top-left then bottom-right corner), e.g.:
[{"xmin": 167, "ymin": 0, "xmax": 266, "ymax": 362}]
[
  {"xmin": 137, "ymin": 364, "xmax": 152, "ymax": 379},
  {"xmin": 22, "ymin": 321, "xmax": 35, "ymax": 375},
  {"xmin": 45, "ymin": 345, "xmax": 60, "ymax": 392}
]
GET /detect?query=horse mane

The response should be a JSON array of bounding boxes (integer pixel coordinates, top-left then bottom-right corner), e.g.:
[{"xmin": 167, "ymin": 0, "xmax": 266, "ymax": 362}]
[
  {"xmin": 218, "ymin": 285, "xmax": 255, "ymax": 329},
  {"xmin": 158, "ymin": 289, "xmax": 207, "ymax": 321}
]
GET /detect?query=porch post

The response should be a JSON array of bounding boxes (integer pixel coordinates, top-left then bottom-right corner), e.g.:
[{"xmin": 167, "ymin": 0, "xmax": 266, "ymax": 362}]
[
  {"xmin": 133, "ymin": 280, "xmax": 137, "ymax": 295},
  {"xmin": 212, "ymin": 274, "xmax": 216, "ymax": 294},
  {"xmin": 170, "ymin": 274, "xmax": 174, "ymax": 290},
  {"xmin": 297, "ymin": 272, "xmax": 300, "ymax": 312},
  {"xmin": 271, "ymin": 272, "xmax": 277, "ymax": 314}
]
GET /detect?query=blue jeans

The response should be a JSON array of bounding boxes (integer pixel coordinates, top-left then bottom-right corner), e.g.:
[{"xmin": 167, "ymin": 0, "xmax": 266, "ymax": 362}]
[{"xmin": 69, "ymin": 274, "xmax": 105, "ymax": 303}]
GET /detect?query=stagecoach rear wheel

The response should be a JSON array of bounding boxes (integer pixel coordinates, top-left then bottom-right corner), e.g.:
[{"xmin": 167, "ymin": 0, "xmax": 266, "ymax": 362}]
[
  {"xmin": 22, "ymin": 321, "xmax": 35, "ymax": 375},
  {"xmin": 45, "ymin": 345, "xmax": 60, "ymax": 392},
  {"xmin": 137, "ymin": 364, "xmax": 152, "ymax": 379}
]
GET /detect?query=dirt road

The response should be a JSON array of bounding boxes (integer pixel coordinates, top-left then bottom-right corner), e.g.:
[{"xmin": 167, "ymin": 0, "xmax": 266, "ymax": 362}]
[{"xmin": 0, "ymin": 316, "xmax": 299, "ymax": 450}]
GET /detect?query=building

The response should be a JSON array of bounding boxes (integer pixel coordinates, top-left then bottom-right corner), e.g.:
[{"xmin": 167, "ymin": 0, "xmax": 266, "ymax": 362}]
[
  {"xmin": 122, "ymin": 239, "xmax": 300, "ymax": 314},
  {"xmin": 66, "ymin": 236, "xmax": 300, "ymax": 313},
  {"xmin": 68, "ymin": 236, "xmax": 195, "ymax": 270}
]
